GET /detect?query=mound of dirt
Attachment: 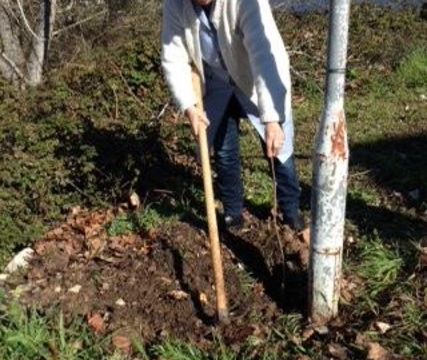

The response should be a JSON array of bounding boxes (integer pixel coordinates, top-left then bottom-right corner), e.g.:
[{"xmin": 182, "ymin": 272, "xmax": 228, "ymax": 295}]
[{"xmin": 12, "ymin": 207, "xmax": 309, "ymax": 346}]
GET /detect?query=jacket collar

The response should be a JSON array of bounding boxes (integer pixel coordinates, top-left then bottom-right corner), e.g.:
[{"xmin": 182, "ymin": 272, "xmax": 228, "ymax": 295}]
[{"xmin": 210, "ymin": 0, "xmax": 222, "ymax": 30}]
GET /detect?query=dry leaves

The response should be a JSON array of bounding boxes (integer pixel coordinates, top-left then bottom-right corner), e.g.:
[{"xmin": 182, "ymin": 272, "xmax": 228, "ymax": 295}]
[
  {"xmin": 419, "ymin": 251, "xmax": 427, "ymax": 270},
  {"xmin": 298, "ymin": 227, "xmax": 310, "ymax": 245},
  {"xmin": 199, "ymin": 292, "xmax": 208, "ymax": 305},
  {"xmin": 367, "ymin": 342, "xmax": 389, "ymax": 360},
  {"xmin": 327, "ymin": 343, "xmax": 348, "ymax": 360},
  {"xmin": 355, "ymin": 332, "xmax": 367, "ymax": 346},
  {"xmin": 74, "ymin": 209, "xmax": 114, "ymax": 239},
  {"xmin": 168, "ymin": 290, "xmax": 189, "ymax": 300},
  {"xmin": 87, "ymin": 312, "xmax": 105, "ymax": 333},
  {"xmin": 340, "ymin": 275, "xmax": 363, "ymax": 304},
  {"xmin": 112, "ymin": 335, "xmax": 131, "ymax": 353},
  {"xmin": 302, "ymin": 327, "xmax": 315, "ymax": 341},
  {"xmin": 374, "ymin": 321, "xmax": 392, "ymax": 334},
  {"xmin": 32, "ymin": 206, "xmax": 154, "ymax": 268},
  {"xmin": 68, "ymin": 285, "xmax": 82, "ymax": 294},
  {"xmin": 115, "ymin": 298, "xmax": 126, "ymax": 307},
  {"xmin": 416, "ymin": 238, "xmax": 427, "ymax": 270},
  {"xmin": 129, "ymin": 192, "xmax": 141, "ymax": 209},
  {"xmin": 34, "ymin": 208, "xmax": 114, "ymax": 258}
]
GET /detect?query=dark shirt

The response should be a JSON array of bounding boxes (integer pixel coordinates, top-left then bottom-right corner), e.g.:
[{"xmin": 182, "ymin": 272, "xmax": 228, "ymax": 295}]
[{"xmin": 202, "ymin": 3, "xmax": 212, "ymax": 17}]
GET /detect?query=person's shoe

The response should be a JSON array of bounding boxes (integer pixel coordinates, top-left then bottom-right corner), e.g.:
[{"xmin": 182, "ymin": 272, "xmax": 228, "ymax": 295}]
[
  {"xmin": 223, "ymin": 214, "xmax": 244, "ymax": 231},
  {"xmin": 281, "ymin": 214, "xmax": 305, "ymax": 232}
]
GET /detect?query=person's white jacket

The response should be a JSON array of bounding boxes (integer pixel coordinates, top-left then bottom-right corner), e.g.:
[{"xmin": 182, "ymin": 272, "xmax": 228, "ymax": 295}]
[{"xmin": 161, "ymin": 0, "xmax": 293, "ymax": 126}]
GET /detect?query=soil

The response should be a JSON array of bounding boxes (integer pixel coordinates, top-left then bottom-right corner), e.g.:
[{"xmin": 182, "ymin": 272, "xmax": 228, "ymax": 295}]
[{"xmin": 10, "ymin": 206, "xmax": 310, "ymax": 347}]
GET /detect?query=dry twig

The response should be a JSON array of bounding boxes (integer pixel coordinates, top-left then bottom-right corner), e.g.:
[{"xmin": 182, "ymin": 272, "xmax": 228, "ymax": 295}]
[{"xmin": 0, "ymin": 51, "xmax": 28, "ymax": 82}]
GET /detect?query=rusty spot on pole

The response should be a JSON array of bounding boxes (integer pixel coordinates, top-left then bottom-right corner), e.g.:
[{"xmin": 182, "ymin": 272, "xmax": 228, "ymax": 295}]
[{"xmin": 330, "ymin": 110, "xmax": 347, "ymax": 160}]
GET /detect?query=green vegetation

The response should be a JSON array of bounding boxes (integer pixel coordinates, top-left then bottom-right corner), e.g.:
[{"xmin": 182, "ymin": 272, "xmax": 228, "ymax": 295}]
[
  {"xmin": 357, "ymin": 235, "xmax": 403, "ymax": 297},
  {"xmin": 0, "ymin": 2, "xmax": 426, "ymax": 359},
  {"xmin": 398, "ymin": 46, "xmax": 427, "ymax": 88},
  {"xmin": 0, "ymin": 303, "xmax": 107, "ymax": 359},
  {"xmin": 107, "ymin": 207, "xmax": 162, "ymax": 237}
]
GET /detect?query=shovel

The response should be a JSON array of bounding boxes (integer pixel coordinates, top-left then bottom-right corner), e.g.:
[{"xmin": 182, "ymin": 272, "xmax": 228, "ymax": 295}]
[{"xmin": 191, "ymin": 66, "xmax": 229, "ymax": 324}]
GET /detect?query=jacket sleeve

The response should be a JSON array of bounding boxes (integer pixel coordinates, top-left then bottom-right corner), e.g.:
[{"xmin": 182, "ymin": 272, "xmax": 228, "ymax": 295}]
[
  {"xmin": 161, "ymin": 0, "xmax": 196, "ymax": 112},
  {"xmin": 237, "ymin": 0, "xmax": 291, "ymax": 124}
]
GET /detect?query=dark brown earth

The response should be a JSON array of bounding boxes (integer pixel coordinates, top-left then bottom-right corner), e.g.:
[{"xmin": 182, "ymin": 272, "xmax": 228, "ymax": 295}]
[{"xmin": 13, "ymin": 206, "xmax": 310, "ymax": 347}]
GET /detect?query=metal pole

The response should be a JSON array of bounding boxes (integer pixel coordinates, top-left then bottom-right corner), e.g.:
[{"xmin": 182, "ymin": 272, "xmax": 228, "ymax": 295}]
[{"xmin": 309, "ymin": 0, "xmax": 351, "ymax": 324}]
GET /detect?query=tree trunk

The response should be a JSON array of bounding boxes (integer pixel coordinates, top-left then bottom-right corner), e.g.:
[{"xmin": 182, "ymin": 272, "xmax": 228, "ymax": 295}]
[
  {"xmin": 0, "ymin": 1, "xmax": 26, "ymax": 81},
  {"xmin": 27, "ymin": 0, "xmax": 57, "ymax": 86},
  {"xmin": 0, "ymin": 0, "xmax": 57, "ymax": 86}
]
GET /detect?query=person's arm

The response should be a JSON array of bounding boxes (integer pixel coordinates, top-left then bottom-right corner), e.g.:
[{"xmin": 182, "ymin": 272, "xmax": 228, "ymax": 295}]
[
  {"xmin": 161, "ymin": 0, "xmax": 209, "ymax": 136},
  {"xmin": 237, "ymin": 0, "xmax": 290, "ymax": 125},
  {"xmin": 237, "ymin": 0, "xmax": 290, "ymax": 157},
  {"xmin": 161, "ymin": 0, "xmax": 194, "ymax": 111}
]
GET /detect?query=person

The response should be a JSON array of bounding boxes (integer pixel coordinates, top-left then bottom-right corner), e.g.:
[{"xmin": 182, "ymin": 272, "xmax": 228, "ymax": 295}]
[{"xmin": 161, "ymin": 0, "xmax": 302, "ymax": 231}]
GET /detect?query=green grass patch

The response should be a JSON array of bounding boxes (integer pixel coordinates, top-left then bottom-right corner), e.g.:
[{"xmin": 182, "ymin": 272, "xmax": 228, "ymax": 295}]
[
  {"xmin": 107, "ymin": 207, "xmax": 162, "ymax": 237},
  {"xmin": 153, "ymin": 340, "xmax": 204, "ymax": 360},
  {"xmin": 357, "ymin": 235, "xmax": 403, "ymax": 297},
  {"xmin": 397, "ymin": 46, "xmax": 427, "ymax": 89},
  {"xmin": 0, "ymin": 303, "xmax": 107, "ymax": 359}
]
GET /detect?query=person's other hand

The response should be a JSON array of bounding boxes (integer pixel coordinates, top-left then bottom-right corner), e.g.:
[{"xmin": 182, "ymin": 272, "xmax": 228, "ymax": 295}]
[
  {"xmin": 265, "ymin": 122, "xmax": 284, "ymax": 158},
  {"xmin": 184, "ymin": 105, "xmax": 210, "ymax": 137}
]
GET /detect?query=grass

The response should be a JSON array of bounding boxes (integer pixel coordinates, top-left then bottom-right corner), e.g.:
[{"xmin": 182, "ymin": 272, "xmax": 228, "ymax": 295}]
[
  {"xmin": 107, "ymin": 206, "xmax": 162, "ymax": 237},
  {"xmin": 152, "ymin": 340, "xmax": 204, "ymax": 360},
  {"xmin": 0, "ymin": 2, "xmax": 426, "ymax": 359},
  {"xmin": 235, "ymin": 264, "xmax": 257, "ymax": 297},
  {"xmin": 357, "ymin": 235, "xmax": 403, "ymax": 297},
  {"xmin": 0, "ymin": 303, "xmax": 107, "ymax": 359},
  {"xmin": 398, "ymin": 46, "xmax": 427, "ymax": 89}
]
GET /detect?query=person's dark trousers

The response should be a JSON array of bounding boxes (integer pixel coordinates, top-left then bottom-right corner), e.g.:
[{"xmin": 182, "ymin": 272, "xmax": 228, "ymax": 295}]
[
  {"xmin": 208, "ymin": 94, "xmax": 300, "ymax": 224},
  {"xmin": 257, "ymin": 125, "xmax": 301, "ymax": 223},
  {"xmin": 212, "ymin": 119, "xmax": 300, "ymax": 222},
  {"xmin": 212, "ymin": 113, "xmax": 244, "ymax": 219},
  {"xmin": 268, "ymin": 155, "xmax": 301, "ymax": 223}
]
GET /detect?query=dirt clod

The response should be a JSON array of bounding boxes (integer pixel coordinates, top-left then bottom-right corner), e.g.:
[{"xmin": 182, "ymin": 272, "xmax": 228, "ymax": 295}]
[{"xmin": 12, "ymin": 209, "xmax": 309, "ymax": 346}]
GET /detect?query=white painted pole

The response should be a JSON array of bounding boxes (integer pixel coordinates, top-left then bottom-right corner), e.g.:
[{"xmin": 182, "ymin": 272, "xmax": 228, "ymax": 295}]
[{"xmin": 309, "ymin": 0, "xmax": 351, "ymax": 324}]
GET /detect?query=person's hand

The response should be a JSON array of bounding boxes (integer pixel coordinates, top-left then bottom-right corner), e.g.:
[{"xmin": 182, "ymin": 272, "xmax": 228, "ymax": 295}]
[
  {"xmin": 265, "ymin": 122, "xmax": 284, "ymax": 158},
  {"xmin": 184, "ymin": 105, "xmax": 210, "ymax": 137}
]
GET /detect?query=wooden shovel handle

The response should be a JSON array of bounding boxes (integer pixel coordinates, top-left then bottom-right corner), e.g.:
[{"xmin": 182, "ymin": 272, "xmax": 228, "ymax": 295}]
[{"xmin": 191, "ymin": 67, "xmax": 229, "ymax": 323}]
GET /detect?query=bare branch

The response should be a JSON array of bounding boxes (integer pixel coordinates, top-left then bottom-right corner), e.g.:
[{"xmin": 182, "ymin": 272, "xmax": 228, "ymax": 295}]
[
  {"xmin": 57, "ymin": 0, "xmax": 74, "ymax": 13},
  {"xmin": 52, "ymin": 10, "xmax": 107, "ymax": 36},
  {"xmin": 110, "ymin": 61, "xmax": 152, "ymax": 113},
  {"xmin": 48, "ymin": 0, "xmax": 57, "ymax": 46},
  {"xmin": 3, "ymin": 0, "xmax": 20, "ymax": 23},
  {"xmin": 0, "ymin": 51, "xmax": 28, "ymax": 82},
  {"xmin": 15, "ymin": 0, "xmax": 45, "ymax": 41},
  {"xmin": 156, "ymin": 102, "xmax": 170, "ymax": 120}
]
